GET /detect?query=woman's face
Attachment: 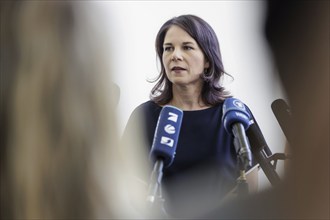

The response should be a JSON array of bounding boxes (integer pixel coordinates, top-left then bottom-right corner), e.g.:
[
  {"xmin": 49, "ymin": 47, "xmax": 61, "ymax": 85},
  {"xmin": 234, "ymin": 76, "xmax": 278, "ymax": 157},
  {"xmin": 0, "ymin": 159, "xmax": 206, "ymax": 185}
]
[{"xmin": 162, "ymin": 25, "xmax": 209, "ymax": 88}]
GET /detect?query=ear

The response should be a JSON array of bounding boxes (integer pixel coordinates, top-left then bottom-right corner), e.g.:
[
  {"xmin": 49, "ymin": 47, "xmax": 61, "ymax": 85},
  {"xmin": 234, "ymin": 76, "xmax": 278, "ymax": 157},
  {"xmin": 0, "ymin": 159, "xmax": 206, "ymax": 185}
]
[{"xmin": 204, "ymin": 60, "xmax": 210, "ymax": 68}]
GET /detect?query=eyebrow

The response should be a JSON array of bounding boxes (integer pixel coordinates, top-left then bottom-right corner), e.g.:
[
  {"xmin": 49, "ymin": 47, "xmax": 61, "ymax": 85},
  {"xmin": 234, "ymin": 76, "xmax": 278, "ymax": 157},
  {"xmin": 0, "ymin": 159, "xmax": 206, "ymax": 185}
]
[{"xmin": 163, "ymin": 42, "xmax": 195, "ymax": 46}]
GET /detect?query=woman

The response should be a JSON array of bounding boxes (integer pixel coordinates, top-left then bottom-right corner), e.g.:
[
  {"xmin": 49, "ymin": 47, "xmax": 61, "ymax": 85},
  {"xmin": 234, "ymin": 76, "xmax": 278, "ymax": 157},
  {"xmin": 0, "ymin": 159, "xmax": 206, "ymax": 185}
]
[{"xmin": 123, "ymin": 14, "xmax": 258, "ymax": 218}]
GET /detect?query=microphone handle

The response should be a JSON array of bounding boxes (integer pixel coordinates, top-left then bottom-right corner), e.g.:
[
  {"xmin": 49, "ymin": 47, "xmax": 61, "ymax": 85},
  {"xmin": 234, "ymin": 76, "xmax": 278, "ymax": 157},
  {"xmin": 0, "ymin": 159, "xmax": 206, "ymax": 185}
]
[
  {"xmin": 146, "ymin": 160, "xmax": 164, "ymax": 203},
  {"xmin": 254, "ymin": 149, "xmax": 281, "ymax": 186},
  {"xmin": 246, "ymin": 123, "xmax": 281, "ymax": 186},
  {"xmin": 232, "ymin": 123, "xmax": 252, "ymax": 170}
]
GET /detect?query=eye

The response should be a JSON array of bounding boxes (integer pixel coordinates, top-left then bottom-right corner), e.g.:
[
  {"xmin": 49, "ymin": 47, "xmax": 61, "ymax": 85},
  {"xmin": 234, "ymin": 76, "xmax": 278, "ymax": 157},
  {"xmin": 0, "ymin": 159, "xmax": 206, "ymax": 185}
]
[
  {"xmin": 183, "ymin": 45, "xmax": 193, "ymax": 50},
  {"xmin": 164, "ymin": 46, "xmax": 173, "ymax": 52}
]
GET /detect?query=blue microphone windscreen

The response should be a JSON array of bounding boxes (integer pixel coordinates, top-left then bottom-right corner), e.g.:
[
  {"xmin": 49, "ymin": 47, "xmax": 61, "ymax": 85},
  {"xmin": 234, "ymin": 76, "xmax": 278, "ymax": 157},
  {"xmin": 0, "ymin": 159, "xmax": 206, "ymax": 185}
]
[
  {"xmin": 222, "ymin": 98, "xmax": 251, "ymax": 134},
  {"xmin": 149, "ymin": 105, "xmax": 183, "ymax": 167}
]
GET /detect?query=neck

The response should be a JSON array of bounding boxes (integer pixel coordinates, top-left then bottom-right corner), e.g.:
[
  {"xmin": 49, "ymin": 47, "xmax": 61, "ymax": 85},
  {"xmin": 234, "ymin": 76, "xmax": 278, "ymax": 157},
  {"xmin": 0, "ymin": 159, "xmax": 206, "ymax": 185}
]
[{"xmin": 169, "ymin": 85, "xmax": 210, "ymax": 111}]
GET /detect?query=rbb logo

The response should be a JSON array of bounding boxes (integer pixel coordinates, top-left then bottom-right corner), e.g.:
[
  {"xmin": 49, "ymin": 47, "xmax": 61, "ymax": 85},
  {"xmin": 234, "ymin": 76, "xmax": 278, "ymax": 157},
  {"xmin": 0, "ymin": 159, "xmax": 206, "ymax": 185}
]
[
  {"xmin": 164, "ymin": 124, "xmax": 175, "ymax": 134},
  {"xmin": 160, "ymin": 136, "xmax": 174, "ymax": 147},
  {"xmin": 160, "ymin": 111, "xmax": 179, "ymax": 147},
  {"xmin": 168, "ymin": 112, "xmax": 178, "ymax": 122}
]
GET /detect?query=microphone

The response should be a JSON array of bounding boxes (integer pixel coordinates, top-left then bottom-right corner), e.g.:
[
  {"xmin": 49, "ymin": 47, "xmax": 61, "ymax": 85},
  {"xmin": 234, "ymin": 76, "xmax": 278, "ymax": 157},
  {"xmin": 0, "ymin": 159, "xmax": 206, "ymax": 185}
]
[
  {"xmin": 271, "ymin": 99, "xmax": 293, "ymax": 144},
  {"xmin": 246, "ymin": 122, "xmax": 281, "ymax": 186},
  {"xmin": 222, "ymin": 98, "xmax": 253, "ymax": 170},
  {"xmin": 147, "ymin": 105, "xmax": 183, "ymax": 204}
]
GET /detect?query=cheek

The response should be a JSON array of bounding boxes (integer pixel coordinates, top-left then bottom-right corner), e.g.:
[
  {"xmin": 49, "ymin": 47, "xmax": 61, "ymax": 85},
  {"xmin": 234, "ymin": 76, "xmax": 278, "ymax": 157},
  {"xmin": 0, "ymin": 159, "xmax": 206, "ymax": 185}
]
[
  {"xmin": 198, "ymin": 56, "xmax": 208, "ymax": 71},
  {"xmin": 192, "ymin": 58, "xmax": 206, "ymax": 73},
  {"xmin": 162, "ymin": 55, "xmax": 170, "ymax": 70}
]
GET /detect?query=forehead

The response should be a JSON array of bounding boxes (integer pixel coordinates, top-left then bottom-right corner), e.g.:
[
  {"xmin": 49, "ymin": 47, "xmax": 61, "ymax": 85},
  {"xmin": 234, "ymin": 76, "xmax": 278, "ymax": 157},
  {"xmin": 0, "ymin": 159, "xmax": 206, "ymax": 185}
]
[{"xmin": 164, "ymin": 25, "xmax": 197, "ymax": 44}]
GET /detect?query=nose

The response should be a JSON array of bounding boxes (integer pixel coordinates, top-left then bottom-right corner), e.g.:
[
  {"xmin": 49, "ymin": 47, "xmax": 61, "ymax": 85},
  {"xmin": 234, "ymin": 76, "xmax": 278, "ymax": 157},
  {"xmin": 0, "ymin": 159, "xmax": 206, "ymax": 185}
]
[{"xmin": 171, "ymin": 49, "xmax": 183, "ymax": 61}]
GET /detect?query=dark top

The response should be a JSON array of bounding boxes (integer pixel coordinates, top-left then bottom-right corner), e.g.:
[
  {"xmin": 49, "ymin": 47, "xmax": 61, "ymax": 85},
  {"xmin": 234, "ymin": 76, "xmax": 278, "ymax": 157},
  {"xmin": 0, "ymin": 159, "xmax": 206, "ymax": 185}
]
[{"xmin": 123, "ymin": 100, "xmax": 254, "ymax": 217}]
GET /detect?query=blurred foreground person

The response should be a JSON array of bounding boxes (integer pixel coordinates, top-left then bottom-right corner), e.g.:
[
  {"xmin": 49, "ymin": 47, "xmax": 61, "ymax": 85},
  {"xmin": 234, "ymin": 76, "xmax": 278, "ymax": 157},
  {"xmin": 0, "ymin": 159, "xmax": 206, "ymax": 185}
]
[
  {"xmin": 265, "ymin": 0, "xmax": 329, "ymax": 218},
  {"xmin": 1, "ymin": 1, "xmax": 149, "ymax": 219},
  {"xmin": 204, "ymin": 0, "xmax": 329, "ymax": 219}
]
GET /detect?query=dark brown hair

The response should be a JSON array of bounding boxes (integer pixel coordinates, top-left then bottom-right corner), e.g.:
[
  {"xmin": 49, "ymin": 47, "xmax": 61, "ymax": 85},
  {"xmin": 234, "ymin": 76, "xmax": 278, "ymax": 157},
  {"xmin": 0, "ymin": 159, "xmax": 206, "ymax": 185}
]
[{"xmin": 150, "ymin": 14, "xmax": 232, "ymax": 105}]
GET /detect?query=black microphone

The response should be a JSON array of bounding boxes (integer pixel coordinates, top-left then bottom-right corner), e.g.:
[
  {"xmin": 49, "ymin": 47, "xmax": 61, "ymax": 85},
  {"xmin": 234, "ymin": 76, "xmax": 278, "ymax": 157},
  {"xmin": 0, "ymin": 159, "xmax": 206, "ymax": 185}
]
[
  {"xmin": 271, "ymin": 98, "xmax": 293, "ymax": 144},
  {"xmin": 147, "ymin": 105, "xmax": 183, "ymax": 204},
  {"xmin": 222, "ymin": 98, "xmax": 253, "ymax": 170},
  {"xmin": 246, "ymin": 122, "xmax": 281, "ymax": 186}
]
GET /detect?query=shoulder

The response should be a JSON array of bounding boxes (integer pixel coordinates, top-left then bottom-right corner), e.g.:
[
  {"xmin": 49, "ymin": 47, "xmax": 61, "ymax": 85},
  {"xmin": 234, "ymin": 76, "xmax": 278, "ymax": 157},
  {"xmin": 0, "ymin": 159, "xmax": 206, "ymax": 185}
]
[
  {"xmin": 124, "ymin": 101, "xmax": 158, "ymax": 135},
  {"xmin": 128, "ymin": 100, "xmax": 162, "ymax": 125},
  {"xmin": 132, "ymin": 100, "xmax": 161, "ymax": 116}
]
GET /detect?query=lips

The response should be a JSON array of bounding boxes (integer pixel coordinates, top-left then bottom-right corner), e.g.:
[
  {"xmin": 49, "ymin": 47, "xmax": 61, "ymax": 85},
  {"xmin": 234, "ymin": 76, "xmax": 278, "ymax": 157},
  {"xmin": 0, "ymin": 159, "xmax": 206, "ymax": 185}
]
[{"xmin": 171, "ymin": 66, "xmax": 186, "ymax": 71}]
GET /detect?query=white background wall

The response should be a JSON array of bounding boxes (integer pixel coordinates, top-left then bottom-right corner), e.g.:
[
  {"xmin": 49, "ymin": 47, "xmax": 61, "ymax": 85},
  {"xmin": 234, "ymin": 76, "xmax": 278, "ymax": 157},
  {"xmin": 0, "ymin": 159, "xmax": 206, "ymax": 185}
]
[{"xmin": 91, "ymin": 1, "xmax": 287, "ymax": 191}]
